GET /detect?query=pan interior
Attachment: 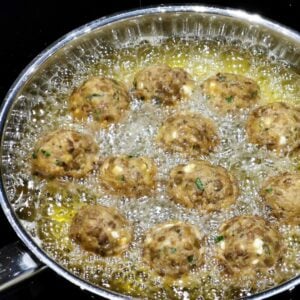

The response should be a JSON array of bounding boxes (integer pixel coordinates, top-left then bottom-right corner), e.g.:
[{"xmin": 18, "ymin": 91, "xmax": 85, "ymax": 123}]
[{"xmin": 1, "ymin": 11, "xmax": 300, "ymax": 300}]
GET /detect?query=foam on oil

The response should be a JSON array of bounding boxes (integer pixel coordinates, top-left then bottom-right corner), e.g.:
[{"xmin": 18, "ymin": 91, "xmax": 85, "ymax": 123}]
[{"xmin": 4, "ymin": 37, "xmax": 300, "ymax": 299}]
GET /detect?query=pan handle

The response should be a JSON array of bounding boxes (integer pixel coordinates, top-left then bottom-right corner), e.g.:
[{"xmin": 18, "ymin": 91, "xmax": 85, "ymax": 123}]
[{"xmin": 0, "ymin": 241, "xmax": 46, "ymax": 291}]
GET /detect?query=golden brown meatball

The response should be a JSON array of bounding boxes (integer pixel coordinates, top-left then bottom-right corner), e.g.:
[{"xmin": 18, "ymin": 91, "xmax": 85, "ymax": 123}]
[
  {"xmin": 133, "ymin": 65, "xmax": 194, "ymax": 105},
  {"xmin": 69, "ymin": 205, "xmax": 133, "ymax": 256},
  {"xmin": 260, "ymin": 173, "xmax": 300, "ymax": 225},
  {"xmin": 202, "ymin": 72, "xmax": 260, "ymax": 114},
  {"xmin": 157, "ymin": 112, "xmax": 220, "ymax": 156},
  {"xmin": 142, "ymin": 221, "xmax": 204, "ymax": 277},
  {"xmin": 99, "ymin": 155, "xmax": 157, "ymax": 197},
  {"xmin": 168, "ymin": 160, "xmax": 238, "ymax": 212},
  {"xmin": 215, "ymin": 216, "xmax": 283, "ymax": 280},
  {"xmin": 32, "ymin": 129, "xmax": 98, "ymax": 178},
  {"xmin": 69, "ymin": 77, "xmax": 130, "ymax": 127},
  {"xmin": 246, "ymin": 102, "xmax": 300, "ymax": 155}
]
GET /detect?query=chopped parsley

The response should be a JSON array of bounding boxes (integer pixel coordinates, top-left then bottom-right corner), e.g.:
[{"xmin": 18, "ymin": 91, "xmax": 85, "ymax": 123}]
[
  {"xmin": 187, "ymin": 255, "xmax": 194, "ymax": 263},
  {"xmin": 195, "ymin": 177, "xmax": 204, "ymax": 191},
  {"xmin": 265, "ymin": 188, "xmax": 273, "ymax": 193},
  {"xmin": 217, "ymin": 74, "xmax": 226, "ymax": 82},
  {"xmin": 119, "ymin": 175, "xmax": 126, "ymax": 182},
  {"xmin": 215, "ymin": 235, "xmax": 224, "ymax": 243},
  {"xmin": 225, "ymin": 95, "xmax": 234, "ymax": 103},
  {"xmin": 93, "ymin": 110, "xmax": 102, "ymax": 121},
  {"xmin": 40, "ymin": 149, "xmax": 51, "ymax": 157},
  {"xmin": 250, "ymin": 90, "xmax": 258, "ymax": 98},
  {"xmin": 32, "ymin": 152, "xmax": 37, "ymax": 159},
  {"xmin": 113, "ymin": 92, "xmax": 120, "ymax": 101},
  {"xmin": 170, "ymin": 248, "xmax": 177, "ymax": 254},
  {"xmin": 86, "ymin": 93, "xmax": 104, "ymax": 100},
  {"xmin": 263, "ymin": 244, "xmax": 271, "ymax": 255},
  {"xmin": 55, "ymin": 159, "xmax": 64, "ymax": 166}
]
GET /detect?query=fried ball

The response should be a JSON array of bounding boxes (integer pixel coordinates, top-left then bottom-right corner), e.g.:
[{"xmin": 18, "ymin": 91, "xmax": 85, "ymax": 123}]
[
  {"xmin": 69, "ymin": 205, "xmax": 133, "ymax": 256},
  {"xmin": 168, "ymin": 160, "xmax": 238, "ymax": 212},
  {"xmin": 32, "ymin": 129, "xmax": 98, "ymax": 178},
  {"xmin": 99, "ymin": 155, "xmax": 157, "ymax": 197},
  {"xmin": 157, "ymin": 112, "xmax": 220, "ymax": 156},
  {"xmin": 69, "ymin": 77, "xmax": 130, "ymax": 127},
  {"xmin": 216, "ymin": 216, "xmax": 283, "ymax": 279},
  {"xmin": 246, "ymin": 102, "xmax": 300, "ymax": 155},
  {"xmin": 133, "ymin": 65, "xmax": 194, "ymax": 105},
  {"xmin": 202, "ymin": 72, "xmax": 260, "ymax": 114},
  {"xmin": 260, "ymin": 172, "xmax": 300, "ymax": 225},
  {"xmin": 142, "ymin": 221, "xmax": 204, "ymax": 277}
]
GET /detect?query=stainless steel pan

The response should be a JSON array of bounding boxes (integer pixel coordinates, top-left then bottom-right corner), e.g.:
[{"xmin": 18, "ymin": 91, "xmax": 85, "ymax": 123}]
[{"xmin": 0, "ymin": 5, "xmax": 299, "ymax": 299}]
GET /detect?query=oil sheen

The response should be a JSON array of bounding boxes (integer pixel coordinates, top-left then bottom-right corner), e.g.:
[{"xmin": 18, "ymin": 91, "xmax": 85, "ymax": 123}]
[{"xmin": 5, "ymin": 37, "xmax": 300, "ymax": 299}]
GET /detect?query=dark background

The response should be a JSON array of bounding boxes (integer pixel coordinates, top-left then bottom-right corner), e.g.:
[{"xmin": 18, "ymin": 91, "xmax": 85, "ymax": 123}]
[{"xmin": 0, "ymin": 0, "xmax": 299, "ymax": 299}]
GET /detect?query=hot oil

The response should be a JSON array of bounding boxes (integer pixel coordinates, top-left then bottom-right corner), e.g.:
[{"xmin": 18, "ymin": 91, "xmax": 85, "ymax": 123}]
[{"xmin": 7, "ymin": 37, "xmax": 300, "ymax": 299}]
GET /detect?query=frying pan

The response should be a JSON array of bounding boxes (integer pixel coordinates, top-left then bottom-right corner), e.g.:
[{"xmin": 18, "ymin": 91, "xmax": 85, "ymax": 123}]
[{"xmin": 0, "ymin": 5, "xmax": 299, "ymax": 299}]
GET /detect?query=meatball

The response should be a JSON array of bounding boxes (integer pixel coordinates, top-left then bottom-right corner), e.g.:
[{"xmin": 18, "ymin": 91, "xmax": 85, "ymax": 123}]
[
  {"xmin": 260, "ymin": 172, "xmax": 300, "ymax": 225},
  {"xmin": 215, "ymin": 216, "xmax": 283, "ymax": 279},
  {"xmin": 168, "ymin": 160, "xmax": 238, "ymax": 212},
  {"xmin": 246, "ymin": 102, "xmax": 300, "ymax": 155},
  {"xmin": 69, "ymin": 77, "xmax": 130, "ymax": 127},
  {"xmin": 69, "ymin": 205, "xmax": 133, "ymax": 256},
  {"xmin": 157, "ymin": 112, "xmax": 220, "ymax": 156},
  {"xmin": 99, "ymin": 155, "xmax": 157, "ymax": 197},
  {"xmin": 32, "ymin": 129, "xmax": 98, "ymax": 178},
  {"xmin": 142, "ymin": 221, "xmax": 204, "ymax": 277},
  {"xmin": 202, "ymin": 72, "xmax": 260, "ymax": 114},
  {"xmin": 133, "ymin": 65, "xmax": 194, "ymax": 105}
]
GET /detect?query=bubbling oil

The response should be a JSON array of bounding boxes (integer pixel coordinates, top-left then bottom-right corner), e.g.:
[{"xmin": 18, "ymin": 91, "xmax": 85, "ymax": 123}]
[{"xmin": 5, "ymin": 37, "xmax": 300, "ymax": 299}]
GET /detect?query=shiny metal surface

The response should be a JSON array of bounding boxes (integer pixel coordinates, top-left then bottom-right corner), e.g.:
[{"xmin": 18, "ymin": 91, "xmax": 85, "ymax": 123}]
[
  {"xmin": 0, "ymin": 5, "xmax": 299, "ymax": 299},
  {"xmin": 0, "ymin": 241, "xmax": 46, "ymax": 292}
]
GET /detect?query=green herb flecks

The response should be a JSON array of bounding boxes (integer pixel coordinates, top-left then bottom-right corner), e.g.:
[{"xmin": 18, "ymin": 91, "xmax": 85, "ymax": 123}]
[
  {"xmin": 265, "ymin": 188, "xmax": 273, "ymax": 193},
  {"xmin": 113, "ymin": 92, "xmax": 120, "ymax": 101},
  {"xmin": 86, "ymin": 93, "xmax": 105, "ymax": 100},
  {"xmin": 263, "ymin": 244, "xmax": 271, "ymax": 255},
  {"xmin": 217, "ymin": 74, "xmax": 226, "ymax": 82},
  {"xmin": 250, "ymin": 90, "xmax": 258, "ymax": 99},
  {"xmin": 127, "ymin": 153, "xmax": 139, "ymax": 158},
  {"xmin": 55, "ymin": 159, "xmax": 64, "ymax": 166},
  {"xmin": 187, "ymin": 255, "xmax": 194, "ymax": 263},
  {"xmin": 93, "ymin": 110, "xmax": 102, "ymax": 121},
  {"xmin": 215, "ymin": 235, "xmax": 224, "ymax": 243},
  {"xmin": 119, "ymin": 175, "xmax": 126, "ymax": 182},
  {"xmin": 195, "ymin": 177, "xmax": 205, "ymax": 191},
  {"xmin": 32, "ymin": 152, "xmax": 37, "ymax": 159},
  {"xmin": 225, "ymin": 95, "xmax": 234, "ymax": 103},
  {"xmin": 175, "ymin": 228, "xmax": 181, "ymax": 234},
  {"xmin": 40, "ymin": 149, "xmax": 51, "ymax": 157},
  {"xmin": 170, "ymin": 248, "xmax": 177, "ymax": 254},
  {"xmin": 127, "ymin": 153, "xmax": 138, "ymax": 158}
]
